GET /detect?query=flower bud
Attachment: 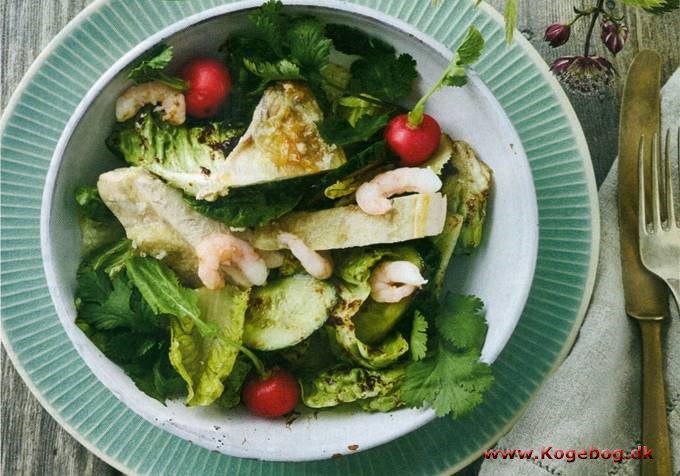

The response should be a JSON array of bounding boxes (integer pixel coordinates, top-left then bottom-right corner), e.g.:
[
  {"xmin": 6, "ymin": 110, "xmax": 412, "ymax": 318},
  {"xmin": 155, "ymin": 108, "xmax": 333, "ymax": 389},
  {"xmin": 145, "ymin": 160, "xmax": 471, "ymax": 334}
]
[
  {"xmin": 544, "ymin": 23, "xmax": 571, "ymax": 47},
  {"xmin": 600, "ymin": 20, "xmax": 628, "ymax": 55},
  {"xmin": 550, "ymin": 56, "xmax": 616, "ymax": 95}
]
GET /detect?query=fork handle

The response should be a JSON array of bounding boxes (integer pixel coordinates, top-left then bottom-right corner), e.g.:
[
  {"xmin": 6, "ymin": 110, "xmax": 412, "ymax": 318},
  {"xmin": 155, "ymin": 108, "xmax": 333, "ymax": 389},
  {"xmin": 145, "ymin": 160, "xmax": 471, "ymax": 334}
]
[{"xmin": 639, "ymin": 320, "xmax": 672, "ymax": 476}]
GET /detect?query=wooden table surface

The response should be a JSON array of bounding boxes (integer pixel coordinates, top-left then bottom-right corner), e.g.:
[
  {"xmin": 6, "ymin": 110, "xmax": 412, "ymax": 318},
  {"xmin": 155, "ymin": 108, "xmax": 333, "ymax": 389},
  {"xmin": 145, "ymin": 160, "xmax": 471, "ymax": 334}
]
[{"xmin": 1, "ymin": 1, "xmax": 678, "ymax": 474}]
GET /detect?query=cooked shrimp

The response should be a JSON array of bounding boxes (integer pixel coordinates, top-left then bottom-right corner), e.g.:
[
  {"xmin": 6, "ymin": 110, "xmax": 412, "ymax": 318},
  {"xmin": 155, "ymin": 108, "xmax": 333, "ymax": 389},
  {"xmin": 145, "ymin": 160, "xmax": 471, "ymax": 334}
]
[
  {"xmin": 369, "ymin": 261, "xmax": 427, "ymax": 303},
  {"xmin": 355, "ymin": 167, "xmax": 442, "ymax": 215},
  {"xmin": 115, "ymin": 80, "xmax": 186, "ymax": 125},
  {"xmin": 195, "ymin": 233, "xmax": 268, "ymax": 289},
  {"xmin": 277, "ymin": 232, "xmax": 333, "ymax": 280}
]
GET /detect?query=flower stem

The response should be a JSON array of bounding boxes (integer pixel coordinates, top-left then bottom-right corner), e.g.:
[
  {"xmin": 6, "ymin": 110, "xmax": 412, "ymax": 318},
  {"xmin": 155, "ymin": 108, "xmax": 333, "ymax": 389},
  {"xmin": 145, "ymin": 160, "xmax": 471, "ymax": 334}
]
[{"xmin": 584, "ymin": 0, "xmax": 605, "ymax": 56}]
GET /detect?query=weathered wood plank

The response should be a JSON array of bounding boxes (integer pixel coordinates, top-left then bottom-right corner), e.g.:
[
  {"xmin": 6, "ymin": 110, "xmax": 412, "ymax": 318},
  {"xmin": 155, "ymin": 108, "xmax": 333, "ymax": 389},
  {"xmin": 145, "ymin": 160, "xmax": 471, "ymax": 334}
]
[{"xmin": 1, "ymin": 1, "xmax": 678, "ymax": 475}]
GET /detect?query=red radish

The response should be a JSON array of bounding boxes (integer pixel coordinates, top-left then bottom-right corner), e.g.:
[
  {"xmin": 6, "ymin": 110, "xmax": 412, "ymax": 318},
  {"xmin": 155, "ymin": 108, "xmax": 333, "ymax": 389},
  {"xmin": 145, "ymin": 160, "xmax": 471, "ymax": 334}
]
[
  {"xmin": 242, "ymin": 368, "xmax": 300, "ymax": 418},
  {"xmin": 181, "ymin": 58, "xmax": 231, "ymax": 118},
  {"xmin": 385, "ymin": 114, "xmax": 441, "ymax": 166},
  {"xmin": 385, "ymin": 27, "xmax": 485, "ymax": 166}
]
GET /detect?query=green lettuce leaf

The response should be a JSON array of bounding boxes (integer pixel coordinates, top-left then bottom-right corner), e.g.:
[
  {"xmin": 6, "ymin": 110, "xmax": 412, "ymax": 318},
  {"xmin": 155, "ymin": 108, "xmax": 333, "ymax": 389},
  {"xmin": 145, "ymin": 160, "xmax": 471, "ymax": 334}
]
[
  {"xmin": 301, "ymin": 366, "xmax": 405, "ymax": 408},
  {"xmin": 169, "ymin": 286, "xmax": 250, "ymax": 406},
  {"xmin": 106, "ymin": 110, "xmax": 244, "ymax": 201},
  {"xmin": 75, "ymin": 186, "xmax": 125, "ymax": 256}
]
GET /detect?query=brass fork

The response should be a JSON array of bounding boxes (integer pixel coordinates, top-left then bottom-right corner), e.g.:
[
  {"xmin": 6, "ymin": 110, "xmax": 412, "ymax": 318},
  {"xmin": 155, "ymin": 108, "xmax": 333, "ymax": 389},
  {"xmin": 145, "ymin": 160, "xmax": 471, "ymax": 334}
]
[{"xmin": 638, "ymin": 129, "xmax": 680, "ymax": 312}]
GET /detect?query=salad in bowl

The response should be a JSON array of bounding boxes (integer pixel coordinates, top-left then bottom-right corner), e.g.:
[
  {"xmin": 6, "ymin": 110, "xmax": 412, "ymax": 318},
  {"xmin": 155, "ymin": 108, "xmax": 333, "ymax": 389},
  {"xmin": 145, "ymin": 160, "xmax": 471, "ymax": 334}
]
[{"xmin": 73, "ymin": 0, "xmax": 494, "ymax": 423}]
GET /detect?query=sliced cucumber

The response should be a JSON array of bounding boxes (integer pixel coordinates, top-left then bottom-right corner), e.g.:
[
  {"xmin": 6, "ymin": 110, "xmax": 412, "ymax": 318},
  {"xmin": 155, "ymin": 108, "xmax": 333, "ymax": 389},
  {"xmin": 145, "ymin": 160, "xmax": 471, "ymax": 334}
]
[{"xmin": 243, "ymin": 274, "xmax": 338, "ymax": 351}]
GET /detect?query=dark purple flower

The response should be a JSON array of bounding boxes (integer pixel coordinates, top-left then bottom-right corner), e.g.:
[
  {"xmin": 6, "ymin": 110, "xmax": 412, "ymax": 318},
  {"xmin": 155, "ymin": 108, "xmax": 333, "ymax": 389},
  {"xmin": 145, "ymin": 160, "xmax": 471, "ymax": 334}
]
[
  {"xmin": 600, "ymin": 20, "xmax": 628, "ymax": 55},
  {"xmin": 544, "ymin": 23, "xmax": 571, "ymax": 47},
  {"xmin": 550, "ymin": 56, "xmax": 617, "ymax": 95}
]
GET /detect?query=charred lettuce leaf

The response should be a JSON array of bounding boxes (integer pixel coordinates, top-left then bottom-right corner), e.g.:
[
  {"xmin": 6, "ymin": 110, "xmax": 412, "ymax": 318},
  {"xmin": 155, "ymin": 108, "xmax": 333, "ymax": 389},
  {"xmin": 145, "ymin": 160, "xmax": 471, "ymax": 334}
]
[{"xmin": 106, "ymin": 109, "xmax": 243, "ymax": 200}]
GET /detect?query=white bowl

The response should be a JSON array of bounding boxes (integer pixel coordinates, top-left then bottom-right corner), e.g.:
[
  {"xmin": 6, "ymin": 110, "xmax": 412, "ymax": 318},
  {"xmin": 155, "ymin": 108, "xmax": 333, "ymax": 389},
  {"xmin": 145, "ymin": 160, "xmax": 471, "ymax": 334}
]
[{"xmin": 41, "ymin": 0, "xmax": 538, "ymax": 462}]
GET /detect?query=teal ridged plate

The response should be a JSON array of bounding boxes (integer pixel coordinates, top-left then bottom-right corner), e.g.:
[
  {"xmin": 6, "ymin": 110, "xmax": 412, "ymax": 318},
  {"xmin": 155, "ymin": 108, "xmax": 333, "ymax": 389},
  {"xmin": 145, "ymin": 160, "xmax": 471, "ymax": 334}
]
[{"xmin": 0, "ymin": 0, "xmax": 599, "ymax": 474}]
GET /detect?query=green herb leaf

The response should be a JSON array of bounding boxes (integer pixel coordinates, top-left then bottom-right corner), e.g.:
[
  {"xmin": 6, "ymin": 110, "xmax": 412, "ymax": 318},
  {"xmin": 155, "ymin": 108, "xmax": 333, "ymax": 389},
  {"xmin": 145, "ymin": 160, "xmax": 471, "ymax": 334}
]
[
  {"xmin": 351, "ymin": 53, "xmax": 418, "ymax": 102},
  {"xmin": 287, "ymin": 17, "xmax": 332, "ymax": 71},
  {"xmin": 324, "ymin": 24, "xmax": 395, "ymax": 57},
  {"xmin": 621, "ymin": 0, "xmax": 678, "ymax": 12},
  {"xmin": 78, "ymin": 274, "xmax": 135, "ymax": 330},
  {"xmin": 127, "ymin": 44, "xmax": 187, "ymax": 90},
  {"xmin": 336, "ymin": 94, "xmax": 388, "ymax": 126},
  {"xmin": 316, "ymin": 140, "xmax": 387, "ymax": 199},
  {"xmin": 435, "ymin": 294, "xmax": 487, "ymax": 352},
  {"xmin": 410, "ymin": 310, "xmax": 429, "ymax": 361},
  {"xmin": 316, "ymin": 114, "xmax": 389, "ymax": 146},
  {"xmin": 243, "ymin": 58, "xmax": 304, "ymax": 86},
  {"xmin": 408, "ymin": 26, "xmax": 484, "ymax": 126},
  {"xmin": 125, "ymin": 256, "xmax": 214, "ymax": 337},
  {"xmin": 78, "ymin": 239, "xmax": 134, "ymax": 278},
  {"xmin": 402, "ymin": 344, "xmax": 493, "ymax": 417},
  {"xmin": 248, "ymin": 0, "xmax": 285, "ymax": 57},
  {"xmin": 186, "ymin": 173, "xmax": 321, "ymax": 228},
  {"xmin": 455, "ymin": 26, "xmax": 485, "ymax": 66}
]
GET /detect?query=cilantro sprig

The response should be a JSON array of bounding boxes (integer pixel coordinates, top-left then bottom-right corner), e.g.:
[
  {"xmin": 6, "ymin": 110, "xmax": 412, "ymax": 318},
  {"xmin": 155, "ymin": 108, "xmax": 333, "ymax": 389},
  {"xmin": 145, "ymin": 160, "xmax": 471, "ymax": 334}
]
[
  {"xmin": 127, "ymin": 44, "xmax": 187, "ymax": 91},
  {"xmin": 402, "ymin": 294, "xmax": 494, "ymax": 418},
  {"xmin": 223, "ymin": 1, "xmax": 418, "ymax": 124},
  {"xmin": 407, "ymin": 26, "xmax": 485, "ymax": 127}
]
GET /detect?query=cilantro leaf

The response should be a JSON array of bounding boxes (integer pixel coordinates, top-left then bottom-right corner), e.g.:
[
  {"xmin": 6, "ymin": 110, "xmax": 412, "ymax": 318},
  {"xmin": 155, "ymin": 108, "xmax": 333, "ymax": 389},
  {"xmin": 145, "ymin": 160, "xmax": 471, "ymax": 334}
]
[
  {"xmin": 408, "ymin": 26, "xmax": 484, "ymax": 125},
  {"xmin": 75, "ymin": 258, "xmax": 185, "ymax": 403},
  {"xmin": 325, "ymin": 24, "xmax": 395, "ymax": 57},
  {"xmin": 454, "ymin": 26, "xmax": 485, "ymax": 67},
  {"xmin": 316, "ymin": 114, "xmax": 389, "ymax": 146},
  {"xmin": 127, "ymin": 44, "xmax": 187, "ymax": 90},
  {"xmin": 351, "ymin": 53, "xmax": 418, "ymax": 102},
  {"xmin": 76, "ymin": 270, "xmax": 112, "ymax": 304},
  {"xmin": 249, "ymin": 0, "xmax": 285, "ymax": 57},
  {"xmin": 435, "ymin": 294, "xmax": 487, "ymax": 352},
  {"xmin": 410, "ymin": 311, "xmax": 429, "ymax": 361},
  {"xmin": 78, "ymin": 274, "xmax": 135, "ymax": 330},
  {"xmin": 77, "ymin": 271, "xmax": 156, "ymax": 333},
  {"xmin": 243, "ymin": 58, "xmax": 303, "ymax": 86},
  {"xmin": 402, "ymin": 344, "xmax": 494, "ymax": 418},
  {"xmin": 287, "ymin": 18, "xmax": 332, "ymax": 71}
]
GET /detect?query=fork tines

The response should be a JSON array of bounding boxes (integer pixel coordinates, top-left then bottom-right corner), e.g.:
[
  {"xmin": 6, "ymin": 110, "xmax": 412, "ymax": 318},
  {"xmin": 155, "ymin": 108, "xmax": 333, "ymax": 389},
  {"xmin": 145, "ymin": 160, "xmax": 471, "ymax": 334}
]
[{"xmin": 638, "ymin": 129, "xmax": 679, "ymax": 235}]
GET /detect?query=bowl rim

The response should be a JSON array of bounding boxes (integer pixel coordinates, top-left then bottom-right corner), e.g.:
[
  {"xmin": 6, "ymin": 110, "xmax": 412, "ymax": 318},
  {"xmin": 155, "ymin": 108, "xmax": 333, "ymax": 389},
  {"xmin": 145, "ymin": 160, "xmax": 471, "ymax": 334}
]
[{"xmin": 0, "ymin": 0, "xmax": 599, "ymax": 473}]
